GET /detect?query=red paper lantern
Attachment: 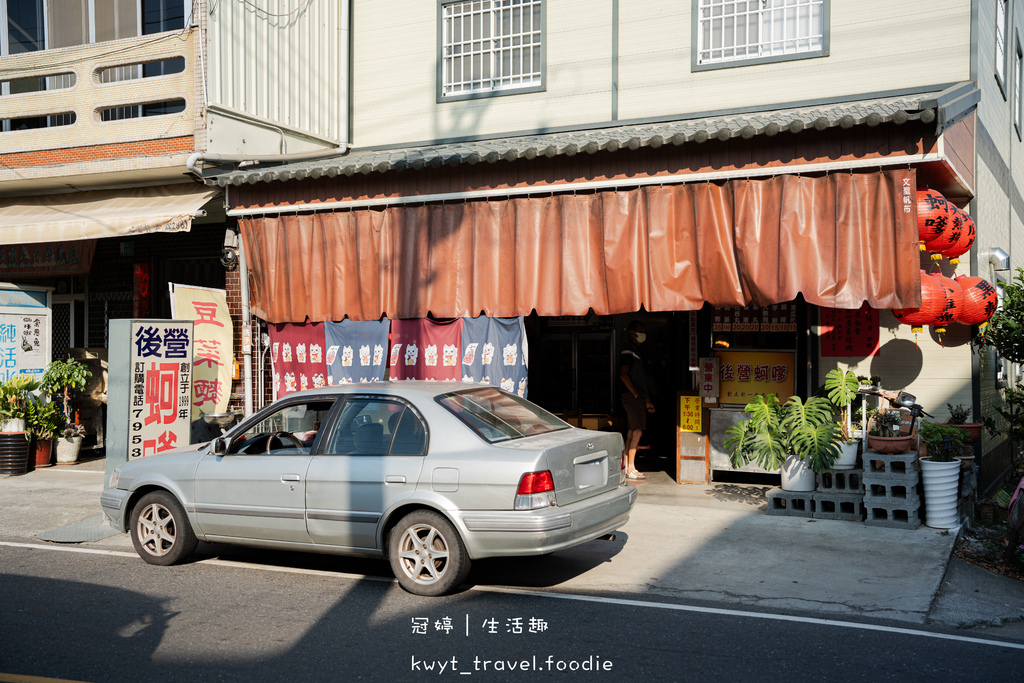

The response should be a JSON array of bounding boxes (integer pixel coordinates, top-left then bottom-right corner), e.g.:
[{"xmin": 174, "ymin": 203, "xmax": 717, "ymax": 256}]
[
  {"xmin": 892, "ymin": 270, "xmax": 946, "ymax": 331},
  {"xmin": 917, "ymin": 189, "xmax": 952, "ymax": 244},
  {"xmin": 955, "ymin": 275, "xmax": 999, "ymax": 325},
  {"xmin": 941, "ymin": 208, "xmax": 976, "ymax": 265},
  {"xmin": 929, "ymin": 274, "xmax": 964, "ymax": 332},
  {"xmin": 924, "ymin": 206, "xmax": 961, "ymax": 256}
]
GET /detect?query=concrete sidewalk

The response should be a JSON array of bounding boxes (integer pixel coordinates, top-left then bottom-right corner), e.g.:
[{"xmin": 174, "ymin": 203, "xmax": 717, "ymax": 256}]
[{"xmin": 2, "ymin": 459, "xmax": 1023, "ymax": 636}]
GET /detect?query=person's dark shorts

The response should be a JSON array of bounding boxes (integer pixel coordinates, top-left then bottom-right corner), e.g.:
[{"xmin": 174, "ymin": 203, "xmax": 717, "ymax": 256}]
[{"xmin": 621, "ymin": 393, "xmax": 647, "ymax": 431}]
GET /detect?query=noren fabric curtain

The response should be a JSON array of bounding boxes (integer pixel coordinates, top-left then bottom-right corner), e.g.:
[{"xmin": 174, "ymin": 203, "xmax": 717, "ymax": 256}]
[{"xmin": 239, "ymin": 170, "xmax": 920, "ymax": 323}]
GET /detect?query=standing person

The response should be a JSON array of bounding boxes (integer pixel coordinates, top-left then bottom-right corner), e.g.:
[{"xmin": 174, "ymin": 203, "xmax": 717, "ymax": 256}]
[{"xmin": 620, "ymin": 320, "xmax": 654, "ymax": 480}]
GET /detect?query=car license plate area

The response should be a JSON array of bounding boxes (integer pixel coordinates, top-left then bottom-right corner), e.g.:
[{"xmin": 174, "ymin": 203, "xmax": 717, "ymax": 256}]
[{"xmin": 574, "ymin": 453, "xmax": 608, "ymax": 491}]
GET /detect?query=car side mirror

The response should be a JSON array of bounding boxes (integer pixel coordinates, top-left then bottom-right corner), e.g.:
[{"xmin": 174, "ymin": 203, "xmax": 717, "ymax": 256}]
[{"xmin": 210, "ymin": 437, "xmax": 228, "ymax": 455}]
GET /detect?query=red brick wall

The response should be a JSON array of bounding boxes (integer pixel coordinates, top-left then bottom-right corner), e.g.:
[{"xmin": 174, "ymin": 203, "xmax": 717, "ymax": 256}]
[{"xmin": 0, "ymin": 136, "xmax": 194, "ymax": 168}]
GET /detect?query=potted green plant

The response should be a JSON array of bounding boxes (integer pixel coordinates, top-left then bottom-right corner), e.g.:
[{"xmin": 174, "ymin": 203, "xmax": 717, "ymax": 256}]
[
  {"xmin": 943, "ymin": 402, "xmax": 982, "ymax": 444},
  {"xmin": 0, "ymin": 374, "xmax": 41, "ymax": 434},
  {"xmin": 27, "ymin": 397, "xmax": 64, "ymax": 468},
  {"xmin": 824, "ymin": 368, "xmax": 860, "ymax": 470},
  {"xmin": 866, "ymin": 409, "xmax": 915, "ymax": 454},
  {"xmin": 56, "ymin": 423, "xmax": 86, "ymax": 466},
  {"xmin": 724, "ymin": 393, "xmax": 842, "ymax": 492},
  {"xmin": 917, "ymin": 420, "xmax": 966, "ymax": 529},
  {"xmin": 41, "ymin": 357, "xmax": 92, "ymax": 425}
]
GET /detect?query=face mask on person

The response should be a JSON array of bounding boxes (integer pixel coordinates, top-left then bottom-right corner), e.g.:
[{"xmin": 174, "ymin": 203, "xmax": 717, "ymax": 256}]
[{"xmin": 635, "ymin": 332, "xmax": 647, "ymax": 344}]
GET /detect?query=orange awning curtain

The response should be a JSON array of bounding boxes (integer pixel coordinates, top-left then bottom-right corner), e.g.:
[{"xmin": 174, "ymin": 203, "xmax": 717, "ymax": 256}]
[{"xmin": 239, "ymin": 170, "xmax": 921, "ymax": 323}]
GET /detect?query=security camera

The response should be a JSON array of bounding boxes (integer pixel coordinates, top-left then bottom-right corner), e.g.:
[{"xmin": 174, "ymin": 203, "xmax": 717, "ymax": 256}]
[{"xmin": 220, "ymin": 247, "xmax": 238, "ymax": 271}]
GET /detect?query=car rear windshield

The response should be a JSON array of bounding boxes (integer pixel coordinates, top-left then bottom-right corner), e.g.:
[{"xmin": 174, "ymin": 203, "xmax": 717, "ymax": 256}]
[{"xmin": 436, "ymin": 387, "xmax": 569, "ymax": 444}]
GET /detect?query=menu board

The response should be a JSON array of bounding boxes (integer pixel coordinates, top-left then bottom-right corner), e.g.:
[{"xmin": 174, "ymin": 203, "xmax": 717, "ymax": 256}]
[{"xmin": 820, "ymin": 305, "xmax": 880, "ymax": 357}]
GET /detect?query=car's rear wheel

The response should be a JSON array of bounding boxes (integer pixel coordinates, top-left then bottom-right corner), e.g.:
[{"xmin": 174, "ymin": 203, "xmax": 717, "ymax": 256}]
[
  {"xmin": 389, "ymin": 510, "xmax": 470, "ymax": 596},
  {"xmin": 130, "ymin": 491, "xmax": 198, "ymax": 566}
]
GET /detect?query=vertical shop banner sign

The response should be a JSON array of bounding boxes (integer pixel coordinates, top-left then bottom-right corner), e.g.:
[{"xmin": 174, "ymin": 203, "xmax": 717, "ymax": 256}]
[
  {"xmin": 389, "ymin": 318, "xmax": 463, "ymax": 381},
  {"xmin": 128, "ymin": 321, "xmax": 193, "ymax": 459},
  {"xmin": 679, "ymin": 396, "xmax": 702, "ymax": 432},
  {"xmin": 269, "ymin": 322, "xmax": 327, "ymax": 396},
  {"xmin": 461, "ymin": 316, "xmax": 529, "ymax": 396},
  {"xmin": 698, "ymin": 357, "xmax": 720, "ymax": 400},
  {"xmin": 715, "ymin": 350, "xmax": 795, "ymax": 404},
  {"xmin": 820, "ymin": 305, "xmax": 880, "ymax": 357},
  {"xmin": 688, "ymin": 311, "xmax": 699, "ymax": 371},
  {"xmin": 170, "ymin": 285, "xmax": 233, "ymax": 414},
  {"xmin": 324, "ymin": 319, "xmax": 390, "ymax": 384}
]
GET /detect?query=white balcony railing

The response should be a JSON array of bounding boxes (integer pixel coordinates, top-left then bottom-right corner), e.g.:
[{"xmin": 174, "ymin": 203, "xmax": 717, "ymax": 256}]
[{"xmin": 0, "ymin": 30, "xmax": 197, "ymax": 156}]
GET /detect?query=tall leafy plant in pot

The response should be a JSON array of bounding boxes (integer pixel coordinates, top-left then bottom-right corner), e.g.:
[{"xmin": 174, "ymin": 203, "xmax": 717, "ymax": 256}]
[
  {"xmin": 26, "ymin": 397, "xmax": 64, "ymax": 467},
  {"xmin": 824, "ymin": 368, "xmax": 860, "ymax": 469},
  {"xmin": 724, "ymin": 394, "xmax": 843, "ymax": 492},
  {"xmin": 41, "ymin": 357, "xmax": 91, "ymax": 424},
  {"xmin": 917, "ymin": 420, "xmax": 967, "ymax": 529}
]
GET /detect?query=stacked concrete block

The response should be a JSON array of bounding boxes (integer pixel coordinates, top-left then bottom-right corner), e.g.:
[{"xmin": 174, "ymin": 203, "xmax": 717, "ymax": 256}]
[
  {"xmin": 862, "ymin": 451, "xmax": 922, "ymax": 530},
  {"xmin": 765, "ymin": 489, "xmax": 815, "ymax": 518},
  {"xmin": 811, "ymin": 469, "xmax": 865, "ymax": 521}
]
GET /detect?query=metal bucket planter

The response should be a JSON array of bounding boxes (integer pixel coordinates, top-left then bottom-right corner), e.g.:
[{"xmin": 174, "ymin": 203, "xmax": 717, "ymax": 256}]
[
  {"xmin": 55, "ymin": 436, "xmax": 83, "ymax": 465},
  {"xmin": 780, "ymin": 454, "xmax": 816, "ymax": 492},
  {"xmin": 0, "ymin": 432, "xmax": 30, "ymax": 476},
  {"xmin": 920, "ymin": 457, "xmax": 961, "ymax": 529}
]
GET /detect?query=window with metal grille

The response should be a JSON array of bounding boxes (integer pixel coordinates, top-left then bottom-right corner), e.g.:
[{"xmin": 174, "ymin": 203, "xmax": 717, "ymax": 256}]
[
  {"xmin": 1015, "ymin": 40, "xmax": 1022, "ymax": 139},
  {"xmin": 439, "ymin": 0, "xmax": 544, "ymax": 99},
  {"xmin": 996, "ymin": 0, "xmax": 1008, "ymax": 94},
  {"xmin": 696, "ymin": 0, "xmax": 826, "ymax": 68}
]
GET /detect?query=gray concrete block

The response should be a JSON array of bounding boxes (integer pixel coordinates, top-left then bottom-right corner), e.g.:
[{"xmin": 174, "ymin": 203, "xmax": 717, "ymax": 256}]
[
  {"xmin": 765, "ymin": 488, "xmax": 815, "ymax": 518},
  {"xmin": 812, "ymin": 491, "xmax": 865, "ymax": 521},
  {"xmin": 863, "ymin": 496, "xmax": 922, "ymax": 530},
  {"xmin": 816, "ymin": 469, "xmax": 865, "ymax": 494},
  {"xmin": 862, "ymin": 468, "xmax": 920, "ymax": 486},
  {"xmin": 864, "ymin": 481, "xmax": 920, "ymax": 504},
  {"xmin": 863, "ymin": 451, "xmax": 919, "ymax": 478}
]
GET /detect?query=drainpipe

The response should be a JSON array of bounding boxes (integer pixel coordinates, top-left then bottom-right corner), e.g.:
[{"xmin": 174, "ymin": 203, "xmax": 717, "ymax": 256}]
[{"xmin": 238, "ymin": 237, "xmax": 254, "ymax": 417}]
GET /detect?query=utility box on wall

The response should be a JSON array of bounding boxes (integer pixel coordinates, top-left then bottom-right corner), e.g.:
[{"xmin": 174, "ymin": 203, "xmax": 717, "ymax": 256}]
[{"xmin": 105, "ymin": 319, "xmax": 194, "ymax": 488}]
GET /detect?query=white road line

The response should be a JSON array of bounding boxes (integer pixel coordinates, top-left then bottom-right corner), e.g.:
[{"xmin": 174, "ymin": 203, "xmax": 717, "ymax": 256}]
[{"xmin": 3, "ymin": 540, "xmax": 1023, "ymax": 651}]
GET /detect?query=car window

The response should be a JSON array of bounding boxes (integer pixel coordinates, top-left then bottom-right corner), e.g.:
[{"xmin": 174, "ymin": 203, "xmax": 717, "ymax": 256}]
[
  {"xmin": 436, "ymin": 387, "xmax": 568, "ymax": 444},
  {"xmin": 323, "ymin": 398, "xmax": 426, "ymax": 456},
  {"xmin": 228, "ymin": 399, "xmax": 335, "ymax": 455}
]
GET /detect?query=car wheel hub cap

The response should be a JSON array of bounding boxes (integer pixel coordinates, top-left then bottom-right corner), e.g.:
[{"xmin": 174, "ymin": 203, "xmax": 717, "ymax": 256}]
[
  {"xmin": 137, "ymin": 503, "xmax": 176, "ymax": 557},
  {"xmin": 398, "ymin": 524, "xmax": 449, "ymax": 584}
]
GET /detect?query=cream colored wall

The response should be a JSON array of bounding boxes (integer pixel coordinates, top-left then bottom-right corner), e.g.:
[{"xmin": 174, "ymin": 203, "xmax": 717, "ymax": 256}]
[
  {"xmin": 817, "ymin": 311, "xmax": 974, "ymax": 425},
  {"xmin": 352, "ymin": 0, "xmax": 971, "ymax": 148},
  {"xmin": 618, "ymin": 0, "xmax": 971, "ymax": 119},
  {"xmin": 353, "ymin": 0, "xmax": 612, "ymax": 147}
]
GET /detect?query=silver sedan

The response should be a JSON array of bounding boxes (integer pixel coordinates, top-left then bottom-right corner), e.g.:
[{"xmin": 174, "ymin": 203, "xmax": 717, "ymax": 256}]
[{"xmin": 101, "ymin": 382, "xmax": 637, "ymax": 596}]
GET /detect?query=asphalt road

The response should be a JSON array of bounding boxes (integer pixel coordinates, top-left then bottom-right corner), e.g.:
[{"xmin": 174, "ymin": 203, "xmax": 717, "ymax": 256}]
[{"xmin": 1, "ymin": 542, "xmax": 1021, "ymax": 683}]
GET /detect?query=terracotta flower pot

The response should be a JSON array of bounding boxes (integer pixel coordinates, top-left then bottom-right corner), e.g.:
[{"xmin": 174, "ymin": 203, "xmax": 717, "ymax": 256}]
[
  {"xmin": 33, "ymin": 439, "xmax": 53, "ymax": 468},
  {"xmin": 943, "ymin": 423, "xmax": 982, "ymax": 443},
  {"xmin": 866, "ymin": 434, "xmax": 916, "ymax": 454}
]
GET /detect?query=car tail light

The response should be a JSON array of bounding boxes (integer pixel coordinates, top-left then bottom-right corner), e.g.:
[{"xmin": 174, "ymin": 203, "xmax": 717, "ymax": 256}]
[{"xmin": 515, "ymin": 471, "xmax": 556, "ymax": 510}]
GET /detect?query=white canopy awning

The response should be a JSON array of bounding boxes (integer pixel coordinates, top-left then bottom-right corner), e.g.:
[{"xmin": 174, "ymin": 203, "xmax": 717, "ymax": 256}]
[{"xmin": 0, "ymin": 184, "xmax": 221, "ymax": 244}]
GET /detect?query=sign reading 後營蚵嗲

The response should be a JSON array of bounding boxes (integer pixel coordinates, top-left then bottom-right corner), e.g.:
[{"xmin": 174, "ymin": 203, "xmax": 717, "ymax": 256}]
[{"xmin": 128, "ymin": 321, "xmax": 193, "ymax": 460}]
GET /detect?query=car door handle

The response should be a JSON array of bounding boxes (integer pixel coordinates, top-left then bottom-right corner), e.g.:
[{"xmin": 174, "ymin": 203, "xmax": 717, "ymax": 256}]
[
  {"xmin": 281, "ymin": 474, "xmax": 301, "ymax": 482},
  {"xmin": 385, "ymin": 475, "xmax": 406, "ymax": 484}
]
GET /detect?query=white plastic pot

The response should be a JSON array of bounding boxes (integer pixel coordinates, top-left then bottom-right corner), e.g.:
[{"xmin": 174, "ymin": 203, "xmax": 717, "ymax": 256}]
[
  {"xmin": 780, "ymin": 454, "xmax": 816, "ymax": 492},
  {"xmin": 834, "ymin": 441, "xmax": 859, "ymax": 470},
  {"xmin": 920, "ymin": 457, "xmax": 961, "ymax": 529},
  {"xmin": 1, "ymin": 418, "xmax": 25, "ymax": 433}
]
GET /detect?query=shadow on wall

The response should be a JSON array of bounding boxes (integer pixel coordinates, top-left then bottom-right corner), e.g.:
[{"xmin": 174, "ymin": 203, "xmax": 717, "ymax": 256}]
[{"xmin": 870, "ymin": 338, "xmax": 924, "ymax": 385}]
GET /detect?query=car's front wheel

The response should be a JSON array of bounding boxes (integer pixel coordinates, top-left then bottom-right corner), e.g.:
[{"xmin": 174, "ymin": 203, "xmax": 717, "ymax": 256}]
[
  {"xmin": 130, "ymin": 491, "xmax": 198, "ymax": 566},
  {"xmin": 389, "ymin": 510, "xmax": 470, "ymax": 596}
]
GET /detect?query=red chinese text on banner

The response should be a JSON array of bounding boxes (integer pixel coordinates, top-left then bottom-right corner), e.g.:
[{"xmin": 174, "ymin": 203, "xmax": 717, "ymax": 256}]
[{"xmin": 820, "ymin": 305, "xmax": 880, "ymax": 357}]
